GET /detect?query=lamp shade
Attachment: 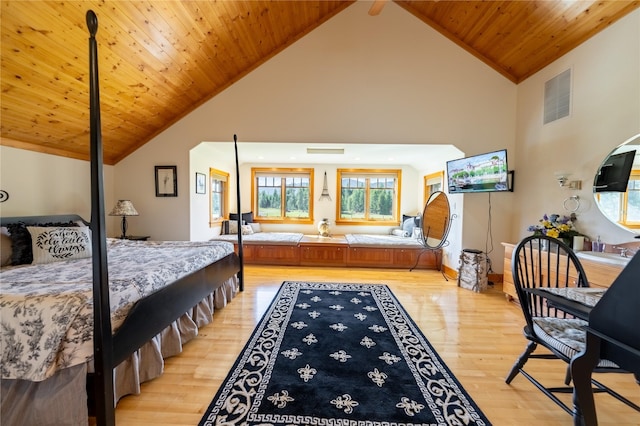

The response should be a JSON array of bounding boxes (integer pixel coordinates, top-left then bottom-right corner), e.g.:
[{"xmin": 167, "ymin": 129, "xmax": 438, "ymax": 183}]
[{"xmin": 109, "ymin": 200, "xmax": 139, "ymax": 217}]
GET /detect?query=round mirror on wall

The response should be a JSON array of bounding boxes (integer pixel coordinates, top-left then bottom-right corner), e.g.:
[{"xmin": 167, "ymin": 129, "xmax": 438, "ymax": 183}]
[
  {"xmin": 420, "ymin": 190, "xmax": 452, "ymax": 249},
  {"xmin": 593, "ymin": 133, "xmax": 640, "ymax": 234}
]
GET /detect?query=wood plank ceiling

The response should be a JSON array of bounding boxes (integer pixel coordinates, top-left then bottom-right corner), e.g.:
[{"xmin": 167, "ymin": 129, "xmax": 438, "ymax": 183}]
[{"xmin": 1, "ymin": 1, "xmax": 638, "ymax": 165}]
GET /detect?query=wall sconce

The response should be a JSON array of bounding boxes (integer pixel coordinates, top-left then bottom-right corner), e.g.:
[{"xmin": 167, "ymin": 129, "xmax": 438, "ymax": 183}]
[
  {"xmin": 554, "ymin": 171, "xmax": 582, "ymax": 189},
  {"xmin": 554, "ymin": 171, "xmax": 570, "ymax": 187},
  {"xmin": 109, "ymin": 199, "xmax": 139, "ymax": 239}
]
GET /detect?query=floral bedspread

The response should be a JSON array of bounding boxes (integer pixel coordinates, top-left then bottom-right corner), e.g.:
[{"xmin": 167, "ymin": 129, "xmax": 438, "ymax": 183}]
[{"xmin": 0, "ymin": 238, "xmax": 234, "ymax": 382}]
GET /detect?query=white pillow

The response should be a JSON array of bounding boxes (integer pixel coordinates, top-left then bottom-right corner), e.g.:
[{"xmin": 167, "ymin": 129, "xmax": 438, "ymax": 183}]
[
  {"xmin": 27, "ymin": 226, "xmax": 92, "ymax": 264},
  {"xmin": 402, "ymin": 218, "xmax": 415, "ymax": 235},
  {"xmin": 241, "ymin": 224, "xmax": 254, "ymax": 235},
  {"xmin": 391, "ymin": 229, "xmax": 409, "ymax": 238},
  {"xmin": 249, "ymin": 222, "xmax": 262, "ymax": 233},
  {"xmin": 228, "ymin": 221, "xmax": 239, "ymax": 234}
]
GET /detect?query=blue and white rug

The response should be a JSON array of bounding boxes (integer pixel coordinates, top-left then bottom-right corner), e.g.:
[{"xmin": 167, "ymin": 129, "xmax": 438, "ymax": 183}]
[{"xmin": 199, "ymin": 281, "xmax": 491, "ymax": 425}]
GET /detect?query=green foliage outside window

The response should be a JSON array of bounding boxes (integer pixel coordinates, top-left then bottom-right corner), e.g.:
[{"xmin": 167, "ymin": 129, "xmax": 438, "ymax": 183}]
[
  {"xmin": 255, "ymin": 172, "xmax": 311, "ymax": 220},
  {"xmin": 338, "ymin": 172, "xmax": 399, "ymax": 222}
]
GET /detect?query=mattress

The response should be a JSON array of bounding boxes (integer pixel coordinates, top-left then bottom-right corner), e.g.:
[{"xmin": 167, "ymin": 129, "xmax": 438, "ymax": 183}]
[{"xmin": 0, "ymin": 238, "xmax": 235, "ymax": 382}]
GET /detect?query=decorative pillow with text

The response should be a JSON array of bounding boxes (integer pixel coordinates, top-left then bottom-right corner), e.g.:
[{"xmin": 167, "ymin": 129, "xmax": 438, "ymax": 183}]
[{"xmin": 27, "ymin": 226, "xmax": 92, "ymax": 264}]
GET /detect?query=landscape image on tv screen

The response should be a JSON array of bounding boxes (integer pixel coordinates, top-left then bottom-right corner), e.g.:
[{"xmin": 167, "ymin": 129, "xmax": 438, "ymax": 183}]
[{"xmin": 447, "ymin": 149, "xmax": 509, "ymax": 193}]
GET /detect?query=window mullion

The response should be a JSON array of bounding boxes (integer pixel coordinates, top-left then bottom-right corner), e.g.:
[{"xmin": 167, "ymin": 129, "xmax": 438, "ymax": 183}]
[
  {"xmin": 281, "ymin": 179, "xmax": 286, "ymax": 219},
  {"xmin": 364, "ymin": 177, "xmax": 371, "ymax": 220}
]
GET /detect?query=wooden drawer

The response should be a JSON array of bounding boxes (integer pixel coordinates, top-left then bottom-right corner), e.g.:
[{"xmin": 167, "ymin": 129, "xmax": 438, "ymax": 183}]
[
  {"xmin": 393, "ymin": 248, "xmax": 418, "ymax": 267},
  {"xmin": 392, "ymin": 248, "xmax": 438, "ymax": 269},
  {"xmin": 502, "ymin": 243, "xmax": 517, "ymax": 301},
  {"xmin": 578, "ymin": 258, "xmax": 623, "ymax": 288},
  {"xmin": 300, "ymin": 245, "xmax": 347, "ymax": 266},
  {"xmin": 242, "ymin": 244, "xmax": 300, "ymax": 265},
  {"xmin": 347, "ymin": 247, "xmax": 394, "ymax": 267}
]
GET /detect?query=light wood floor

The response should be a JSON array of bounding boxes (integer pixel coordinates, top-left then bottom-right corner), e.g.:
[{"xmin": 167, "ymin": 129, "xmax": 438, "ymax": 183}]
[{"xmin": 114, "ymin": 266, "xmax": 640, "ymax": 425}]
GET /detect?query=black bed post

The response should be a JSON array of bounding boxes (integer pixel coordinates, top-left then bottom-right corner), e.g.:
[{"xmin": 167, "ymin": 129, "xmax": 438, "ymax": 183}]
[
  {"xmin": 234, "ymin": 134, "xmax": 244, "ymax": 291},
  {"xmin": 87, "ymin": 10, "xmax": 115, "ymax": 426}
]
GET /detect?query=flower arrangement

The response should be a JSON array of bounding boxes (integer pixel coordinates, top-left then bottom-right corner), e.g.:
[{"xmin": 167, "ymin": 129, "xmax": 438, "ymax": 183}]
[{"xmin": 528, "ymin": 213, "xmax": 582, "ymax": 241}]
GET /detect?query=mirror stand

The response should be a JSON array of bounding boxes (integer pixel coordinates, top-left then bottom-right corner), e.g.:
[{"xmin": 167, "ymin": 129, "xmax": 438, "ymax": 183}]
[{"xmin": 409, "ymin": 190, "xmax": 456, "ymax": 280}]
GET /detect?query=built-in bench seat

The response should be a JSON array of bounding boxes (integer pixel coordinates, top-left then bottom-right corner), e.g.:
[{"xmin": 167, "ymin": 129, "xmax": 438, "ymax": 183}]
[
  {"xmin": 214, "ymin": 232, "xmax": 304, "ymax": 245},
  {"xmin": 212, "ymin": 232, "xmax": 439, "ymax": 269}
]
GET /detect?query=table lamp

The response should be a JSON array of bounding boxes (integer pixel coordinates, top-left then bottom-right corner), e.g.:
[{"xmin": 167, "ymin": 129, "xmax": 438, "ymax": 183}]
[{"xmin": 109, "ymin": 200, "xmax": 139, "ymax": 239}]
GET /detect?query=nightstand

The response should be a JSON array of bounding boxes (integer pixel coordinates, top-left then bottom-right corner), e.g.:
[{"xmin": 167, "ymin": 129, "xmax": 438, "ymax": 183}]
[{"xmin": 123, "ymin": 235, "xmax": 150, "ymax": 241}]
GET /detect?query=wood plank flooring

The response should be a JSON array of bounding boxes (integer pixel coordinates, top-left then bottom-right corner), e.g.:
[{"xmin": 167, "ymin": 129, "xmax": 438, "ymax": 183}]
[{"xmin": 113, "ymin": 266, "xmax": 640, "ymax": 425}]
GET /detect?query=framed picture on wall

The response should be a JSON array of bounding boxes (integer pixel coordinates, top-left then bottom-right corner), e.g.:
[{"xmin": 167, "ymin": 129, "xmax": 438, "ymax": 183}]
[
  {"xmin": 155, "ymin": 165, "xmax": 178, "ymax": 197},
  {"xmin": 195, "ymin": 172, "xmax": 206, "ymax": 194}
]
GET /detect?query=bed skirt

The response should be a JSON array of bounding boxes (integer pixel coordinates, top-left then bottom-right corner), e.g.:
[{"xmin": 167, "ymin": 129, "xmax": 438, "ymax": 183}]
[{"xmin": 0, "ymin": 275, "xmax": 238, "ymax": 426}]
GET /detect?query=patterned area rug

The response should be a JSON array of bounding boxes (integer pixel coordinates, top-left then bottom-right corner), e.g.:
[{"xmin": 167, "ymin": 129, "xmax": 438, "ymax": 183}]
[{"xmin": 199, "ymin": 281, "xmax": 491, "ymax": 426}]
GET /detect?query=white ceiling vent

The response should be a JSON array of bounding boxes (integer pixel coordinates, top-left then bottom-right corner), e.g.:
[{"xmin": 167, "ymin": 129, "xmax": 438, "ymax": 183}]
[
  {"xmin": 543, "ymin": 68, "xmax": 572, "ymax": 125},
  {"xmin": 307, "ymin": 147, "xmax": 345, "ymax": 155}
]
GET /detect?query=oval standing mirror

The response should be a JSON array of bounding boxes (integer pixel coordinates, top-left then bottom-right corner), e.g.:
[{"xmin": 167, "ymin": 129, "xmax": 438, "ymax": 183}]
[
  {"xmin": 593, "ymin": 133, "xmax": 640, "ymax": 234},
  {"xmin": 421, "ymin": 190, "xmax": 452, "ymax": 249}
]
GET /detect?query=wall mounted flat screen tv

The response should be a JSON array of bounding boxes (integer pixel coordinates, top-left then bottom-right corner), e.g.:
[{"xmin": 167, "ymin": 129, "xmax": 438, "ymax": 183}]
[
  {"xmin": 593, "ymin": 149, "xmax": 636, "ymax": 192},
  {"xmin": 447, "ymin": 149, "xmax": 510, "ymax": 193}
]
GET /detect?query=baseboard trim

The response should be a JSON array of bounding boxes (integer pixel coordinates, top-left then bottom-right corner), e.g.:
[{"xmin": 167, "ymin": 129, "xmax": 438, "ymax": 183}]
[{"xmin": 442, "ymin": 265, "xmax": 503, "ymax": 285}]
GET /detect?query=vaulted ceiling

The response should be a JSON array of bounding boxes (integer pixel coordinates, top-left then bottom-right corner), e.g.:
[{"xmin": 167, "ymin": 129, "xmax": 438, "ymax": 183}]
[{"xmin": 1, "ymin": 1, "xmax": 638, "ymax": 165}]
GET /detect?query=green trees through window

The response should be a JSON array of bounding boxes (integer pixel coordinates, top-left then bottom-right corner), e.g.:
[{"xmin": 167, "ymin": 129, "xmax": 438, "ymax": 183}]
[
  {"xmin": 338, "ymin": 170, "xmax": 400, "ymax": 223},
  {"xmin": 253, "ymin": 169, "xmax": 313, "ymax": 221}
]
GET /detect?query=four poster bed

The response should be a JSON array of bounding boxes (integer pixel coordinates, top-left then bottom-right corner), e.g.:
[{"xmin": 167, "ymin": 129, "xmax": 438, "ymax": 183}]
[
  {"xmin": 0, "ymin": 10, "xmax": 243, "ymax": 426},
  {"xmin": 0, "ymin": 218, "xmax": 240, "ymax": 424}
]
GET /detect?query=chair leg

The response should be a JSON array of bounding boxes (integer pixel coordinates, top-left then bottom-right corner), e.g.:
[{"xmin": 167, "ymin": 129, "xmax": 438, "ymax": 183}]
[
  {"xmin": 506, "ymin": 341, "xmax": 537, "ymax": 384},
  {"xmin": 564, "ymin": 365, "xmax": 572, "ymax": 386}
]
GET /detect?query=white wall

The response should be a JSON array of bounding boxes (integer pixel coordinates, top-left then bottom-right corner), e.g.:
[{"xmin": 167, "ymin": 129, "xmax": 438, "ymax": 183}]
[
  {"xmin": 0, "ymin": 145, "xmax": 115, "ymax": 231},
  {"xmin": 513, "ymin": 10, "xmax": 640, "ymax": 248},
  {"xmin": 115, "ymin": 2, "xmax": 517, "ymax": 271},
  {"xmin": 190, "ymin": 142, "xmax": 238, "ymax": 241}
]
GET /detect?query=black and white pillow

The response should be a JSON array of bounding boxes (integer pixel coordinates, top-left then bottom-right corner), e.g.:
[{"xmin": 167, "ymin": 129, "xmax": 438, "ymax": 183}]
[
  {"xmin": 7, "ymin": 221, "xmax": 78, "ymax": 265},
  {"xmin": 27, "ymin": 226, "xmax": 92, "ymax": 264},
  {"xmin": 229, "ymin": 212, "xmax": 254, "ymax": 225},
  {"xmin": 221, "ymin": 220, "xmax": 239, "ymax": 235}
]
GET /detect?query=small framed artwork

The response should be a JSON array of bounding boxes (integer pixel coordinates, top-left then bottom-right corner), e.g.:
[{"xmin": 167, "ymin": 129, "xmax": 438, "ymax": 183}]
[
  {"xmin": 155, "ymin": 165, "xmax": 178, "ymax": 197},
  {"xmin": 195, "ymin": 172, "xmax": 206, "ymax": 194}
]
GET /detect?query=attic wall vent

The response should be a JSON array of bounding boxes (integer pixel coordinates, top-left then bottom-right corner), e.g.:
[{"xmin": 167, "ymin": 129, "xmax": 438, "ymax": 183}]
[
  {"xmin": 307, "ymin": 147, "xmax": 344, "ymax": 155},
  {"xmin": 543, "ymin": 68, "xmax": 571, "ymax": 125}
]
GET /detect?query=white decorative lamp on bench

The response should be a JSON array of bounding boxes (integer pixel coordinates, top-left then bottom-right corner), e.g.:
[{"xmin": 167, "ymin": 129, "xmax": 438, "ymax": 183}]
[{"xmin": 109, "ymin": 199, "xmax": 139, "ymax": 239}]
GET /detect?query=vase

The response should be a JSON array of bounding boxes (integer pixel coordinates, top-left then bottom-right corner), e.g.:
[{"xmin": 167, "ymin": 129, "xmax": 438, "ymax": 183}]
[{"xmin": 318, "ymin": 218, "xmax": 330, "ymax": 237}]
